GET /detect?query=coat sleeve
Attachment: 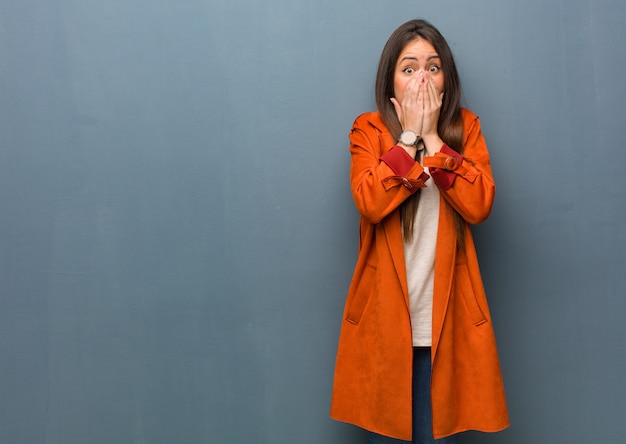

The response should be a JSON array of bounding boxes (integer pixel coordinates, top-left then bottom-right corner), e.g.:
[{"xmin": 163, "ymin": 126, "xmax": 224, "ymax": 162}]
[
  {"xmin": 349, "ymin": 114, "xmax": 430, "ymax": 224},
  {"xmin": 422, "ymin": 110, "xmax": 495, "ymax": 224}
]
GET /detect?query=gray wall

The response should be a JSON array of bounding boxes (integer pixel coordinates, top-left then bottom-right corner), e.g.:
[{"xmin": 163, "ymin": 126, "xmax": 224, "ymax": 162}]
[{"xmin": 1, "ymin": 0, "xmax": 625, "ymax": 443}]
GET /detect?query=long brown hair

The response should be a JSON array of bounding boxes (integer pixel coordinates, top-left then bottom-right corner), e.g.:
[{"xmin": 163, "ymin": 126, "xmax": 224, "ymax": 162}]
[{"xmin": 375, "ymin": 19, "xmax": 466, "ymax": 246}]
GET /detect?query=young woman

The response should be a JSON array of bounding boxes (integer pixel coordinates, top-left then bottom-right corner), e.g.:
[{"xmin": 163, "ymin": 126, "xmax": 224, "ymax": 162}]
[{"xmin": 330, "ymin": 19, "xmax": 510, "ymax": 443}]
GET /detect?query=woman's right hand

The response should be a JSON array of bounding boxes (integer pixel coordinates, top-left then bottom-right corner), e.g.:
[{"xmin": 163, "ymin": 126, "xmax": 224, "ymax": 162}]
[{"xmin": 390, "ymin": 73, "xmax": 424, "ymax": 138}]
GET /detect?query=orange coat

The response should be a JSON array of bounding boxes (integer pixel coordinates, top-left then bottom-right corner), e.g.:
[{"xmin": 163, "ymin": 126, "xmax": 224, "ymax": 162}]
[{"xmin": 330, "ymin": 109, "xmax": 509, "ymax": 440}]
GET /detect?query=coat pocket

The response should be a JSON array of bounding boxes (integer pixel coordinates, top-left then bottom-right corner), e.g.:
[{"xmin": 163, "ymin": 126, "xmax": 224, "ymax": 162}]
[
  {"xmin": 454, "ymin": 260, "xmax": 487, "ymax": 326},
  {"xmin": 345, "ymin": 264, "xmax": 377, "ymax": 325}
]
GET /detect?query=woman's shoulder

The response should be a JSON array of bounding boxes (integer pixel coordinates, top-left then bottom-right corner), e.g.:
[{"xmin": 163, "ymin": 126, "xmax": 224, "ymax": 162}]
[
  {"xmin": 352, "ymin": 111, "xmax": 387, "ymax": 133},
  {"xmin": 460, "ymin": 108, "xmax": 483, "ymax": 134},
  {"xmin": 460, "ymin": 107, "xmax": 479, "ymax": 122}
]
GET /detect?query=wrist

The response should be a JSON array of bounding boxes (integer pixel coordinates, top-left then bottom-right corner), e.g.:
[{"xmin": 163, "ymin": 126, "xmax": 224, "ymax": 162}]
[
  {"xmin": 421, "ymin": 134, "xmax": 444, "ymax": 155},
  {"xmin": 397, "ymin": 142, "xmax": 418, "ymax": 159}
]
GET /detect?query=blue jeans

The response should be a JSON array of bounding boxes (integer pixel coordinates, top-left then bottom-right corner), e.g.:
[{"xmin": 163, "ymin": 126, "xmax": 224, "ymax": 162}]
[{"xmin": 368, "ymin": 347, "xmax": 459, "ymax": 444}]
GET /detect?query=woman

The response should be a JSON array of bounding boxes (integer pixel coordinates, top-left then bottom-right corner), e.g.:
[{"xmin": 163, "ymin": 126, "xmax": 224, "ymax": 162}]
[{"xmin": 330, "ymin": 19, "xmax": 510, "ymax": 443}]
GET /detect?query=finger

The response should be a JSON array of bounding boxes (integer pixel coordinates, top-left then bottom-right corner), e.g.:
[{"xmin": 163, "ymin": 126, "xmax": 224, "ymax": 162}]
[
  {"xmin": 417, "ymin": 80, "xmax": 425, "ymax": 101},
  {"xmin": 403, "ymin": 77, "xmax": 419, "ymax": 106},
  {"xmin": 415, "ymin": 87, "xmax": 425, "ymax": 135},
  {"xmin": 424, "ymin": 82, "xmax": 437, "ymax": 112},
  {"xmin": 426, "ymin": 77, "xmax": 441, "ymax": 109},
  {"xmin": 416, "ymin": 84, "xmax": 425, "ymax": 113}
]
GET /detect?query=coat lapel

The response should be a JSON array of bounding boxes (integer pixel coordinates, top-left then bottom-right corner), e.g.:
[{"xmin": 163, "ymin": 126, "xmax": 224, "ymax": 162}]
[
  {"xmin": 382, "ymin": 211, "xmax": 410, "ymax": 312},
  {"xmin": 431, "ymin": 197, "xmax": 457, "ymax": 360}
]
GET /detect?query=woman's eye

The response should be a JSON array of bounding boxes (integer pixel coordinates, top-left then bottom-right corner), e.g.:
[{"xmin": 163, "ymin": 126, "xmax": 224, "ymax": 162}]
[
  {"xmin": 403, "ymin": 67, "xmax": 415, "ymax": 74},
  {"xmin": 429, "ymin": 65, "xmax": 441, "ymax": 73}
]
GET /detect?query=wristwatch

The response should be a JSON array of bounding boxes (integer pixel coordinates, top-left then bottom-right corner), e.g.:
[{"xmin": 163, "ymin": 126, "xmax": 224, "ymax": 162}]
[{"xmin": 398, "ymin": 130, "xmax": 419, "ymax": 146}]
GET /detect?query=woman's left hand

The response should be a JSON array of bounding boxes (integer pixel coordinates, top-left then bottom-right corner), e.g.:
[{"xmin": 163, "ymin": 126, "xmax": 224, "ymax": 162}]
[
  {"xmin": 420, "ymin": 74, "xmax": 444, "ymax": 139},
  {"xmin": 417, "ymin": 75, "xmax": 444, "ymax": 157}
]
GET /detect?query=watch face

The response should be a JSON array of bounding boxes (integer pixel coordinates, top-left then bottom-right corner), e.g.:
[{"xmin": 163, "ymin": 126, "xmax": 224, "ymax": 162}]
[{"xmin": 400, "ymin": 131, "xmax": 417, "ymax": 145}]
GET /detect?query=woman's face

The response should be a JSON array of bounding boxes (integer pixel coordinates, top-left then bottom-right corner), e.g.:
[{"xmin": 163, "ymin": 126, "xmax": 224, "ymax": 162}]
[{"xmin": 393, "ymin": 38, "xmax": 444, "ymax": 103}]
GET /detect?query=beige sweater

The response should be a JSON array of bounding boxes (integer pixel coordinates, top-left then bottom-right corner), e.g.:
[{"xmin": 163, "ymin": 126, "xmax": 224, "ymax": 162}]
[{"xmin": 402, "ymin": 165, "xmax": 440, "ymax": 347}]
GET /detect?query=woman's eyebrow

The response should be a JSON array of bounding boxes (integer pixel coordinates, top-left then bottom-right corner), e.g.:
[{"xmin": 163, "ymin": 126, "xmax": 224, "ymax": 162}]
[{"xmin": 399, "ymin": 55, "xmax": 441, "ymax": 63}]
